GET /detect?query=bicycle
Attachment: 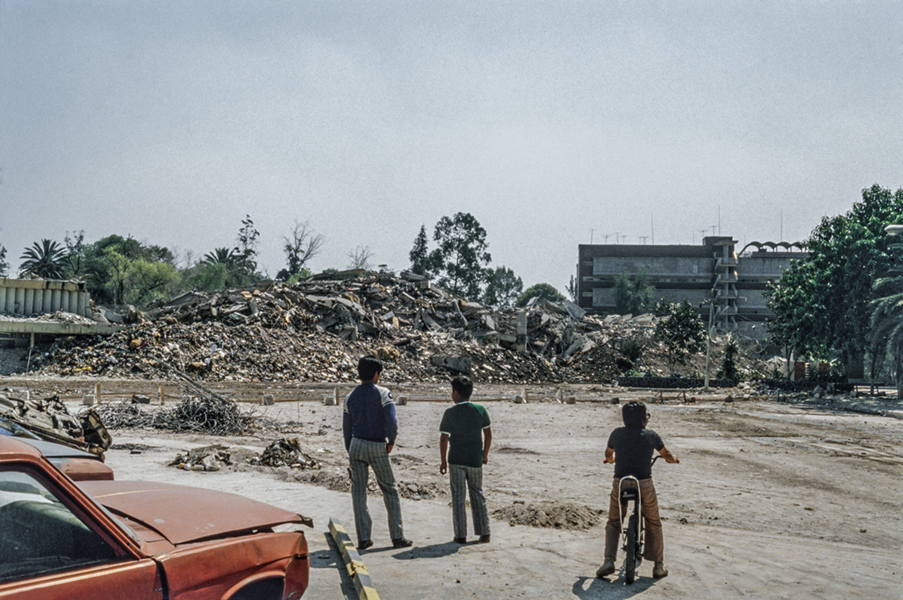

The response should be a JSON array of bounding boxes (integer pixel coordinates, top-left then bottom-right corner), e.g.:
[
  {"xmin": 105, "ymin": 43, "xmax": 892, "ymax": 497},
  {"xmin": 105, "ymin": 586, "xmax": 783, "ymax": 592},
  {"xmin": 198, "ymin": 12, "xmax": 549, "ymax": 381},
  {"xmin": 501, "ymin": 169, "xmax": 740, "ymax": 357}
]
[{"xmin": 607, "ymin": 456, "xmax": 660, "ymax": 584}]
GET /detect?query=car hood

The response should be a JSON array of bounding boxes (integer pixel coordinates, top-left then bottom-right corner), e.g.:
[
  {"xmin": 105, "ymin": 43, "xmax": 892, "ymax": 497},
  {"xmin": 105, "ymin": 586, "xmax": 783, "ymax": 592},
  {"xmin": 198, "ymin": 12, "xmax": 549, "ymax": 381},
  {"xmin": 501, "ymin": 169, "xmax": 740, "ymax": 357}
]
[{"xmin": 78, "ymin": 480, "xmax": 312, "ymax": 545}]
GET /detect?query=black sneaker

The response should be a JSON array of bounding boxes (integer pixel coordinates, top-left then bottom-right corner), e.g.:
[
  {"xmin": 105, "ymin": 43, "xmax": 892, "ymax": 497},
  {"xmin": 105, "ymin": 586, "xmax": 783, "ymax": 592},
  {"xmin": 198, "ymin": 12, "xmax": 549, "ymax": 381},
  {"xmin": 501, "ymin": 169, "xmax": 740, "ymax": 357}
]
[
  {"xmin": 453, "ymin": 537, "xmax": 467, "ymax": 544},
  {"xmin": 478, "ymin": 534, "xmax": 491, "ymax": 544},
  {"xmin": 358, "ymin": 540, "xmax": 374, "ymax": 550},
  {"xmin": 391, "ymin": 537, "xmax": 413, "ymax": 549}
]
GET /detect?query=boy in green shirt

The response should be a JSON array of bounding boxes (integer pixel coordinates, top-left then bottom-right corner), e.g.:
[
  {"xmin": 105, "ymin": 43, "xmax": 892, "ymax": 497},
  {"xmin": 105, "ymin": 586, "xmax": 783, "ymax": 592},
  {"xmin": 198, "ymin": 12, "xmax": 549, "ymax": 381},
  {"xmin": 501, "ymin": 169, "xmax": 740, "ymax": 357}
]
[{"xmin": 439, "ymin": 376, "xmax": 492, "ymax": 544}]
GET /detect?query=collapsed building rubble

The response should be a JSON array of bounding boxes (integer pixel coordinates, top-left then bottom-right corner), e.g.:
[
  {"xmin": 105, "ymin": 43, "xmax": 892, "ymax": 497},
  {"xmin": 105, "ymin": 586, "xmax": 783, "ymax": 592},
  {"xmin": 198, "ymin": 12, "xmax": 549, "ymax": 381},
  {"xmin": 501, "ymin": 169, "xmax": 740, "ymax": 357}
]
[
  {"xmin": 27, "ymin": 271, "xmax": 662, "ymax": 384},
  {"xmin": 0, "ymin": 389, "xmax": 112, "ymax": 455},
  {"xmin": 250, "ymin": 437, "xmax": 319, "ymax": 469}
]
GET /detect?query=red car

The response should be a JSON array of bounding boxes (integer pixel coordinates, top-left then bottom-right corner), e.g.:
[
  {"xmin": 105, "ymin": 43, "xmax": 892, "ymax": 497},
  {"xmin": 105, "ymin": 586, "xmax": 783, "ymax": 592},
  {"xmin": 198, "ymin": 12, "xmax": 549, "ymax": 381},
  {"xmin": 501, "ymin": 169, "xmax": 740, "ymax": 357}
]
[{"xmin": 0, "ymin": 435, "xmax": 311, "ymax": 599}]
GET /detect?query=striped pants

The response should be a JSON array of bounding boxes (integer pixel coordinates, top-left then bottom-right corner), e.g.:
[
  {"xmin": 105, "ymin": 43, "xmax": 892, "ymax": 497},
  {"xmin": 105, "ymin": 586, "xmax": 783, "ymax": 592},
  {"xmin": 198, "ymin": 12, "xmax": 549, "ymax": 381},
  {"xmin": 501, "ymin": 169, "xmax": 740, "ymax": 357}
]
[
  {"xmin": 449, "ymin": 464, "xmax": 490, "ymax": 539},
  {"xmin": 348, "ymin": 437, "xmax": 404, "ymax": 543}
]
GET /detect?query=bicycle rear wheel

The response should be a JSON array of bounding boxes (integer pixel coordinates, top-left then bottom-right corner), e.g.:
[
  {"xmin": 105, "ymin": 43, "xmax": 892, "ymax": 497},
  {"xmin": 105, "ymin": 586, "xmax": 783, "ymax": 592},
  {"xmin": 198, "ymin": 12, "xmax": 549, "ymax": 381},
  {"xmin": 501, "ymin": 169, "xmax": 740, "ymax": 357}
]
[{"xmin": 625, "ymin": 514, "xmax": 638, "ymax": 584}]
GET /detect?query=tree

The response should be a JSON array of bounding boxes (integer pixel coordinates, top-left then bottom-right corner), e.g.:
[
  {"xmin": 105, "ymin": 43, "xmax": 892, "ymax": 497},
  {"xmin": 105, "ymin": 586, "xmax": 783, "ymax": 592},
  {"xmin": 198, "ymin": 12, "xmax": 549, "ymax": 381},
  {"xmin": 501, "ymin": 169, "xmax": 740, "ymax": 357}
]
[
  {"xmin": 653, "ymin": 300, "xmax": 706, "ymax": 376},
  {"xmin": 0, "ymin": 244, "xmax": 7, "ymax": 277},
  {"xmin": 612, "ymin": 269, "xmax": 654, "ymax": 315},
  {"xmin": 81, "ymin": 235, "xmax": 176, "ymax": 304},
  {"xmin": 232, "ymin": 215, "xmax": 260, "ymax": 285},
  {"xmin": 409, "ymin": 225, "xmax": 431, "ymax": 276},
  {"xmin": 567, "ymin": 275, "xmax": 578, "ymax": 302},
  {"xmin": 428, "ymin": 213, "xmax": 491, "ymax": 300},
  {"xmin": 278, "ymin": 221, "xmax": 323, "ymax": 281},
  {"xmin": 483, "ymin": 266, "xmax": 523, "ymax": 309},
  {"xmin": 347, "ymin": 245, "xmax": 373, "ymax": 270},
  {"xmin": 122, "ymin": 258, "xmax": 180, "ymax": 306},
  {"xmin": 869, "ymin": 238, "xmax": 903, "ymax": 397},
  {"xmin": 764, "ymin": 260, "xmax": 826, "ymax": 376},
  {"xmin": 515, "ymin": 283, "xmax": 566, "ymax": 307},
  {"xmin": 767, "ymin": 185, "xmax": 903, "ymax": 378},
  {"xmin": 717, "ymin": 335, "xmax": 740, "ymax": 380},
  {"xmin": 63, "ymin": 231, "xmax": 87, "ymax": 279},
  {"xmin": 19, "ymin": 239, "xmax": 67, "ymax": 279},
  {"xmin": 203, "ymin": 247, "xmax": 236, "ymax": 266}
]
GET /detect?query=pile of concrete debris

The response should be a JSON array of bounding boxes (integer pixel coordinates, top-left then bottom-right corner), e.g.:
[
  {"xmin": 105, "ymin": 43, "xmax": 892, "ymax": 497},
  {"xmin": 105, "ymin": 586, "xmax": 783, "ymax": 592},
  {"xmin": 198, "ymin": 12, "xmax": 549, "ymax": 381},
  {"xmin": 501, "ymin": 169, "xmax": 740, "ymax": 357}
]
[{"xmin": 29, "ymin": 271, "xmax": 655, "ymax": 384}]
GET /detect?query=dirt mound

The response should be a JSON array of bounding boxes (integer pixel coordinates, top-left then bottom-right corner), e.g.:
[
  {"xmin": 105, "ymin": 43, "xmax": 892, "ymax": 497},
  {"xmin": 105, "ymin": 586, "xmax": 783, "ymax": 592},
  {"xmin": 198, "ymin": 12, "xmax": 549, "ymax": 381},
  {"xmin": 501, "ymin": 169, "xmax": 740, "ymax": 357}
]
[{"xmin": 492, "ymin": 501, "xmax": 604, "ymax": 530}]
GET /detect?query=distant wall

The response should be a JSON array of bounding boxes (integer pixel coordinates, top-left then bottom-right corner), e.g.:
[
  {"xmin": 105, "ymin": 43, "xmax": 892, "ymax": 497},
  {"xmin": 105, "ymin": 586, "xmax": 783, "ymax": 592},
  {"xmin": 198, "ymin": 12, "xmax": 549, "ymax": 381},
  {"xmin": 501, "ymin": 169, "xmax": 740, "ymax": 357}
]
[{"xmin": 0, "ymin": 279, "xmax": 92, "ymax": 318}]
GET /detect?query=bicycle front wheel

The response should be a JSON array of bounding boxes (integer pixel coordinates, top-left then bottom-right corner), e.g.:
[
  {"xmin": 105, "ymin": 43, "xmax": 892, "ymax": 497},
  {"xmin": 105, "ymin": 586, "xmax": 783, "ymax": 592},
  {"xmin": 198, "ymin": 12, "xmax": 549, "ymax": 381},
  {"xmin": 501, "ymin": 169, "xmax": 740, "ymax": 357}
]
[{"xmin": 625, "ymin": 514, "xmax": 638, "ymax": 584}]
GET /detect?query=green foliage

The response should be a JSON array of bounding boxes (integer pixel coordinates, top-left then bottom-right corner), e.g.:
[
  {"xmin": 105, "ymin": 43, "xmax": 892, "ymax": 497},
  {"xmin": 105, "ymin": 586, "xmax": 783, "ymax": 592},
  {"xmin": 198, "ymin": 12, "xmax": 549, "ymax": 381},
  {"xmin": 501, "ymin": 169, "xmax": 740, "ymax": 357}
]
[
  {"xmin": 483, "ymin": 266, "xmax": 523, "ymax": 309},
  {"xmin": 428, "ymin": 212, "xmax": 492, "ymax": 300},
  {"xmin": 189, "ymin": 262, "xmax": 233, "ymax": 291},
  {"xmin": 82, "ymin": 235, "xmax": 177, "ymax": 305},
  {"xmin": 515, "ymin": 283, "xmax": 566, "ymax": 307},
  {"xmin": 122, "ymin": 259, "xmax": 181, "ymax": 306},
  {"xmin": 203, "ymin": 247, "xmax": 236, "ymax": 266},
  {"xmin": 285, "ymin": 269, "xmax": 312, "ymax": 284},
  {"xmin": 63, "ymin": 231, "xmax": 87, "ymax": 279},
  {"xmin": 612, "ymin": 269, "xmax": 654, "ymax": 315},
  {"xmin": 19, "ymin": 239, "xmax": 67, "ymax": 279},
  {"xmin": 409, "ymin": 225, "xmax": 431, "ymax": 276},
  {"xmin": 566, "ymin": 275, "xmax": 578, "ymax": 302},
  {"xmin": 870, "ymin": 239, "xmax": 903, "ymax": 397},
  {"xmin": 717, "ymin": 335, "xmax": 740, "ymax": 380},
  {"xmin": 231, "ymin": 215, "xmax": 261, "ymax": 285},
  {"xmin": 766, "ymin": 184, "xmax": 903, "ymax": 377},
  {"xmin": 653, "ymin": 299, "xmax": 706, "ymax": 376}
]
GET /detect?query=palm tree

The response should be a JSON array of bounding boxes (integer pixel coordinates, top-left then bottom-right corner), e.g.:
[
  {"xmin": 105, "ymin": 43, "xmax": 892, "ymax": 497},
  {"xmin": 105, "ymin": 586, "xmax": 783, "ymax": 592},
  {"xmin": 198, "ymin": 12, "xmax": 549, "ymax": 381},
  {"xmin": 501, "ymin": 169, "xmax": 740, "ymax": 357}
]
[
  {"xmin": 19, "ymin": 239, "xmax": 67, "ymax": 279},
  {"xmin": 870, "ymin": 243, "xmax": 903, "ymax": 398},
  {"xmin": 202, "ymin": 247, "xmax": 236, "ymax": 266}
]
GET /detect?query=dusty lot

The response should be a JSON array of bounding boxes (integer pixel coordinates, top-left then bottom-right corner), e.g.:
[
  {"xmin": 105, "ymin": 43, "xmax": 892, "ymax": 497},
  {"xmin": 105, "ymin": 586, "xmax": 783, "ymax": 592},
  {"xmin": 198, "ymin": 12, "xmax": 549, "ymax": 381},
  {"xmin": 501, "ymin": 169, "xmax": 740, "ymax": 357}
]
[{"xmin": 6, "ymin": 378, "xmax": 902, "ymax": 599}]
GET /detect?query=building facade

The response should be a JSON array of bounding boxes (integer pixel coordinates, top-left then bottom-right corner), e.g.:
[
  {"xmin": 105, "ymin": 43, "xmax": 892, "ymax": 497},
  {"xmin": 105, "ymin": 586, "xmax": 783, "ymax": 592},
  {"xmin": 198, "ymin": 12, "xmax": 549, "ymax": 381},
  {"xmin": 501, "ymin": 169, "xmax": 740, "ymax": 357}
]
[{"xmin": 576, "ymin": 237, "xmax": 807, "ymax": 337}]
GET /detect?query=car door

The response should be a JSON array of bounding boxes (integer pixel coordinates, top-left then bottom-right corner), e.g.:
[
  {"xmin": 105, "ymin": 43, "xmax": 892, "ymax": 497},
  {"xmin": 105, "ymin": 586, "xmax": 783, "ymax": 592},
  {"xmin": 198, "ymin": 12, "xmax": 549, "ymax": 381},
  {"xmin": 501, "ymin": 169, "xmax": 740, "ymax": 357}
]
[{"xmin": 0, "ymin": 467, "xmax": 161, "ymax": 600}]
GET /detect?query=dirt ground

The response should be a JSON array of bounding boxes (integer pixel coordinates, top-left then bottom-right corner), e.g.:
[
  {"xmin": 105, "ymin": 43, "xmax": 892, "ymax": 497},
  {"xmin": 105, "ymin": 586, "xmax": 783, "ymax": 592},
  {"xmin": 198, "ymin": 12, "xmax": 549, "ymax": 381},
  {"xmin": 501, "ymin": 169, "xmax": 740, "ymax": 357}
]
[{"xmin": 5, "ymin": 377, "xmax": 902, "ymax": 599}]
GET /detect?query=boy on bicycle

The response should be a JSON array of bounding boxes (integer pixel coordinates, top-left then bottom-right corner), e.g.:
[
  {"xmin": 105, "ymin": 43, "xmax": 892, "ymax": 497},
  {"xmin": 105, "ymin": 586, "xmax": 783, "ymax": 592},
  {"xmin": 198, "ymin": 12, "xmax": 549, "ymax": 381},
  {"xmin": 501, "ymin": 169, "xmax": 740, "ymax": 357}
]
[{"xmin": 597, "ymin": 401, "xmax": 679, "ymax": 580}]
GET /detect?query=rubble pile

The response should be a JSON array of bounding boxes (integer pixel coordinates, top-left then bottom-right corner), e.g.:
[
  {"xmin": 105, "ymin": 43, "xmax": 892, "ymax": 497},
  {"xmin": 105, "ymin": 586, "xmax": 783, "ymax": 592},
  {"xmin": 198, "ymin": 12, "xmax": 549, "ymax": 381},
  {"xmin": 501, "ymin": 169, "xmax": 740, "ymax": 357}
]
[
  {"xmin": 250, "ymin": 437, "xmax": 319, "ymax": 469},
  {"xmin": 1, "ymin": 390, "xmax": 111, "ymax": 455},
  {"xmin": 492, "ymin": 501, "xmax": 604, "ymax": 530},
  {"xmin": 31, "ymin": 272, "xmax": 657, "ymax": 384},
  {"xmin": 170, "ymin": 444, "xmax": 234, "ymax": 472}
]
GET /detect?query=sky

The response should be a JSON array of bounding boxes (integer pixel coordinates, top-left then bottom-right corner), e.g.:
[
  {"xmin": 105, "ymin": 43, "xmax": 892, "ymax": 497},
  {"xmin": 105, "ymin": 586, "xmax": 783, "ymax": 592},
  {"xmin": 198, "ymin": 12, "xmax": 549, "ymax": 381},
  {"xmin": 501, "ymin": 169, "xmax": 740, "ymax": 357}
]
[{"xmin": 1, "ymin": 1, "xmax": 901, "ymax": 293}]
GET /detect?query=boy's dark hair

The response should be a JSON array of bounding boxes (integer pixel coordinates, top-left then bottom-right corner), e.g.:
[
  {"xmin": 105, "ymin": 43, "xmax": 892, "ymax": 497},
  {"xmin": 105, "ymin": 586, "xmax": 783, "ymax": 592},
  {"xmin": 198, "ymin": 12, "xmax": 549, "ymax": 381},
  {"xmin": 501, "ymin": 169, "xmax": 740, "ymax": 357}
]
[
  {"xmin": 451, "ymin": 375, "xmax": 473, "ymax": 400},
  {"xmin": 622, "ymin": 401, "xmax": 648, "ymax": 429},
  {"xmin": 358, "ymin": 355, "xmax": 383, "ymax": 381}
]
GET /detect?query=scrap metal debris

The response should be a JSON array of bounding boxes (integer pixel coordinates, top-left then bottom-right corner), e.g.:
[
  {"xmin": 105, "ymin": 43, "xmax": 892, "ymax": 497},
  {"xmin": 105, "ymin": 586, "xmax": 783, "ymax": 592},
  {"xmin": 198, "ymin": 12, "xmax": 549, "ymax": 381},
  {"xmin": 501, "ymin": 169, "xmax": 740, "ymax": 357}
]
[
  {"xmin": 250, "ymin": 437, "xmax": 319, "ymax": 469},
  {"xmin": 29, "ymin": 271, "xmax": 653, "ymax": 384},
  {"xmin": 89, "ymin": 389, "xmax": 256, "ymax": 436},
  {"xmin": 0, "ymin": 390, "xmax": 111, "ymax": 455}
]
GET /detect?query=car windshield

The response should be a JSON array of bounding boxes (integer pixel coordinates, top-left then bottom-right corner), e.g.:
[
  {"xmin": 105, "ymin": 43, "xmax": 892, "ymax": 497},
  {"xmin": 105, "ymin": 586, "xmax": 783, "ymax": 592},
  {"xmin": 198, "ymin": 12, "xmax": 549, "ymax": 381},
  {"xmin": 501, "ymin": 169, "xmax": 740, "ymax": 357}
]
[{"xmin": 0, "ymin": 470, "xmax": 119, "ymax": 582}]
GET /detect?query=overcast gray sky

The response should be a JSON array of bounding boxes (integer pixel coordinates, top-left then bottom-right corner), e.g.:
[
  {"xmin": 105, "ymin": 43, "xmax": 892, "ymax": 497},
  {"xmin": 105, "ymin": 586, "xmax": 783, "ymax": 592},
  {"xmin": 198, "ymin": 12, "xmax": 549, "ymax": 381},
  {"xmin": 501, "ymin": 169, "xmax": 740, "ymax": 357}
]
[{"xmin": 1, "ymin": 1, "xmax": 901, "ymax": 292}]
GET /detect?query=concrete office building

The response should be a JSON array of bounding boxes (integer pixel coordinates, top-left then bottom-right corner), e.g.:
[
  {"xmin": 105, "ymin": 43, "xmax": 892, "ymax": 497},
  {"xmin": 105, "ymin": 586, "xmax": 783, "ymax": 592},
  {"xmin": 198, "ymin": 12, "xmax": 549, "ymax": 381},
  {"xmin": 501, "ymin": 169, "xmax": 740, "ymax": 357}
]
[{"xmin": 576, "ymin": 237, "xmax": 807, "ymax": 337}]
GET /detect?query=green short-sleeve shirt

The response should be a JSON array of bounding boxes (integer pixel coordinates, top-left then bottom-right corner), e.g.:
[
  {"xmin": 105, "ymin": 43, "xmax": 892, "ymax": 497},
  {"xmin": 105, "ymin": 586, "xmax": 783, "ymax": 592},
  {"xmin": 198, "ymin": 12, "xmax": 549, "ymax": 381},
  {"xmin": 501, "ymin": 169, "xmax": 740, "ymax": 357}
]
[{"xmin": 439, "ymin": 402, "xmax": 491, "ymax": 468}]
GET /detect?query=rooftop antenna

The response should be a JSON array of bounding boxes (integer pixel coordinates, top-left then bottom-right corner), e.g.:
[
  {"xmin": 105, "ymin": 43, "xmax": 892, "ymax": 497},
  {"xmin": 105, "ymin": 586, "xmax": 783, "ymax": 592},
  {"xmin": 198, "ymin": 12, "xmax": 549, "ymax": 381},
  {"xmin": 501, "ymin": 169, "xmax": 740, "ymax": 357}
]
[
  {"xmin": 613, "ymin": 232, "xmax": 621, "ymax": 244},
  {"xmin": 651, "ymin": 214, "xmax": 655, "ymax": 245},
  {"xmin": 718, "ymin": 206, "xmax": 721, "ymax": 235},
  {"xmin": 698, "ymin": 229, "xmax": 707, "ymax": 244},
  {"xmin": 639, "ymin": 236, "xmax": 649, "ymax": 245}
]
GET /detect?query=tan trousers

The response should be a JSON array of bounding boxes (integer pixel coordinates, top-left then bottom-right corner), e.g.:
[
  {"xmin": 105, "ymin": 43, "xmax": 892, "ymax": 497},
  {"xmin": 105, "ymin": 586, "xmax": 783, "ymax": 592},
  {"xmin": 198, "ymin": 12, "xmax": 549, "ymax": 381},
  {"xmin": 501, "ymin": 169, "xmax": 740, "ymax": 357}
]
[{"xmin": 603, "ymin": 477, "xmax": 664, "ymax": 562}]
